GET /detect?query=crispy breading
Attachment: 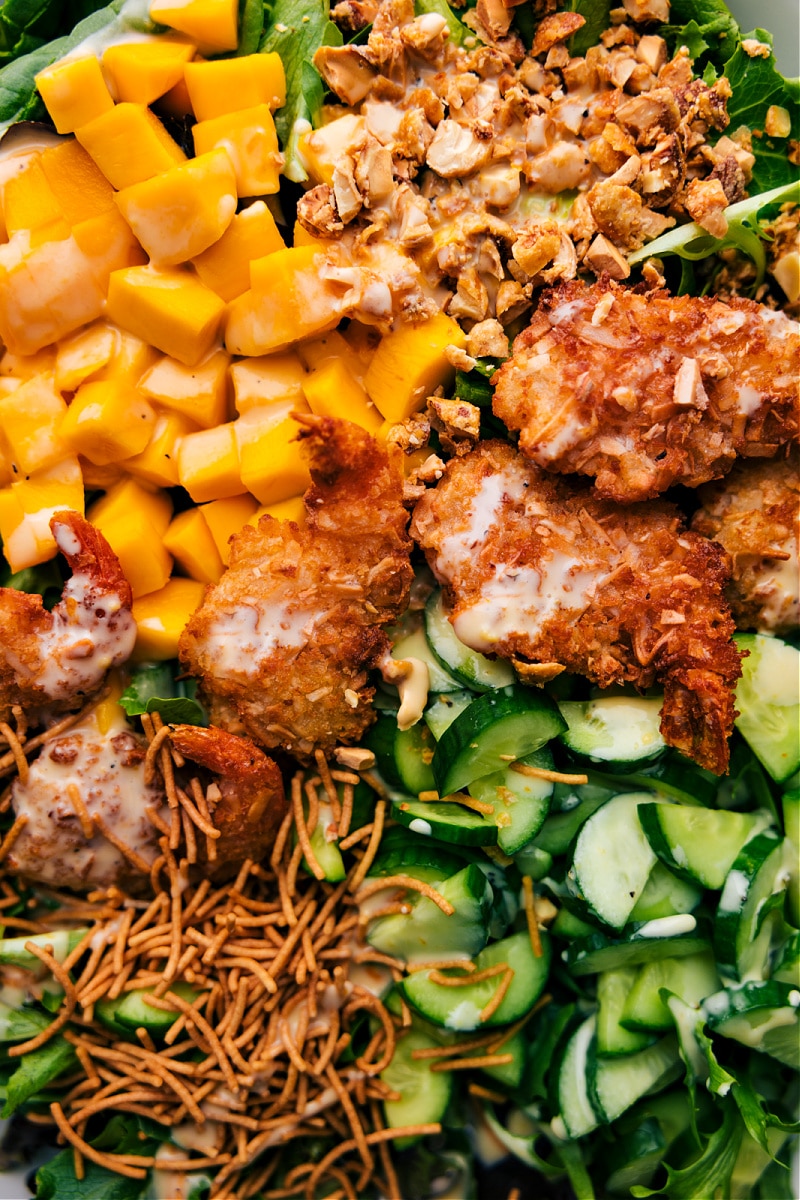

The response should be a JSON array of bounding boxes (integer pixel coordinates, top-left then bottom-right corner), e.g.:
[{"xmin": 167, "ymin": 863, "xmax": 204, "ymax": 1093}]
[
  {"xmin": 692, "ymin": 449, "xmax": 799, "ymax": 636},
  {"xmin": 492, "ymin": 279, "xmax": 800, "ymax": 502},
  {"xmin": 411, "ymin": 440, "xmax": 742, "ymax": 773},
  {"xmin": 180, "ymin": 417, "xmax": 412, "ymax": 761}
]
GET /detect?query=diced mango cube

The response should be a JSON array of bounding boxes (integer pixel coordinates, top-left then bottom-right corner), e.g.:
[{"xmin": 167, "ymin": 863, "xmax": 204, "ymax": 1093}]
[
  {"xmin": 125, "ymin": 410, "xmax": 197, "ymax": 488},
  {"xmin": 94, "ymin": 329, "xmax": 158, "ymax": 386},
  {"xmin": 0, "ymin": 375, "xmax": 67, "ymax": 474},
  {"xmin": 0, "ymin": 457, "xmax": 84, "ymax": 573},
  {"xmin": 0, "ymin": 347, "xmax": 55, "ymax": 380},
  {"xmin": 94, "ymin": 509, "xmax": 174, "ymax": 598},
  {"xmin": 292, "ymin": 219, "xmax": 328, "ymax": 249},
  {"xmin": 246, "ymin": 495, "xmax": 306, "ymax": 528},
  {"xmin": 139, "ymin": 349, "xmax": 231, "ymax": 428},
  {"xmin": 2, "ymin": 158, "xmax": 64, "ymax": 238},
  {"xmin": 301, "ymin": 358, "xmax": 382, "ymax": 433},
  {"xmin": 103, "ymin": 40, "xmax": 196, "ymax": 105},
  {"xmin": 201, "ymin": 494, "xmax": 258, "ymax": 563},
  {"xmin": 298, "ymin": 115, "xmax": 365, "ymax": 187},
  {"xmin": 107, "ymin": 265, "xmax": 226, "ymax": 366},
  {"xmin": 236, "ymin": 409, "xmax": 311, "ymax": 505},
  {"xmin": 0, "ymin": 442, "xmax": 12, "ymax": 489},
  {"xmin": 79, "ymin": 458, "xmax": 126, "ymax": 491},
  {"xmin": 184, "ymin": 53, "xmax": 285, "ymax": 120},
  {"xmin": 364, "ymin": 313, "xmax": 466, "ymax": 422},
  {"xmin": 0, "ymin": 234, "xmax": 105, "ymax": 355},
  {"xmin": 115, "ymin": 148, "xmax": 237, "ymax": 266},
  {"xmin": 226, "ymin": 246, "xmax": 344, "ymax": 357},
  {"xmin": 40, "ymin": 139, "xmax": 116, "ymax": 225},
  {"xmin": 149, "ymin": 0, "xmax": 238, "ymax": 50},
  {"xmin": 72, "ymin": 207, "xmax": 147, "ymax": 288},
  {"xmin": 178, "ymin": 422, "xmax": 245, "ymax": 502},
  {"xmin": 157, "ymin": 74, "xmax": 194, "ymax": 119},
  {"xmin": 229, "ymin": 351, "xmax": 307, "ymax": 415},
  {"xmin": 36, "ymin": 55, "xmax": 114, "ymax": 134},
  {"xmin": 88, "ymin": 477, "xmax": 173, "ymax": 536},
  {"xmin": 75, "ymin": 102, "xmax": 186, "ymax": 189},
  {"xmin": 297, "ymin": 329, "xmax": 366, "ymax": 382},
  {"xmin": 163, "ymin": 507, "xmax": 223, "ymax": 584},
  {"xmin": 192, "ymin": 104, "xmax": 280, "ymax": 197},
  {"xmin": 55, "ymin": 322, "xmax": 117, "ymax": 392},
  {"xmin": 132, "ymin": 577, "xmax": 206, "ymax": 660},
  {"xmin": 192, "ymin": 202, "xmax": 285, "ymax": 302},
  {"xmin": 60, "ymin": 378, "xmax": 157, "ymax": 465}
]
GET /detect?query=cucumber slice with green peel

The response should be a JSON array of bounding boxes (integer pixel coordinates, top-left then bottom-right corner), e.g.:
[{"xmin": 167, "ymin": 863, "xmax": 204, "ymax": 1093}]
[
  {"xmin": 0, "ymin": 928, "xmax": 89, "ymax": 970},
  {"xmin": 619, "ymin": 951, "xmax": 720, "ymax": 1033},
  {"xmin": 513, "ymin": 843, "xmax": 553, "ymax": 882},
  {"xmin": 432, "ymin": 685, "xmax": 566, "ymax": 797},
  {"xmin": 363, "ymin": 714, "xmax": 404, "ymax": 790},
  {"xmin": 480, "ymin": 1028, "xmax": 527, "ymax": 1089},
  {"xmin": 703, "ymin": 981, "xmax": 800, "ymax": 1069},
  {"xmin": 95, "ymin": 995, "xmax": 134, "ymax": 1039},
  {"xmin": 588, "ymin": 1035, "xmax": 680, "ymax": 1125},
  {"xmin": 590, "ymin": 751, "xmax": 719, "ymax": 807},
  {"xmin": 303, "ymin": 800, "xmax": 345, "ymax": 882},
  {"xmin": 394, "ymin": 721, "xmax": 436, "ymax": 795},
  {"xmin": 115, "ymin": 982, "xmax": 199, "ymax": 1033},
  {"xmin": 555, "ymin": 1014, "xmax": 599, "ymax": 1138},
  {"xmin": 365, "ymin": 863, "xmax": 493, "ymax": 964},
  {"xmin": 424, "ymin": 589, "xmax": 515, "ymax": 691},
  {"xmin": 551, "ymin": 907, "xmax": 598, "ymax": 942},
  {"xmin": 381, "ymin": 1028, "xmax": 453, "ymax": 1145},
  {"xmin": 370, "ymin": 834, "xmax": 468, "ymax": 882},
  {"xmin": 597, "ymin": 968, "xmax": 658, "ymax": 1057},
  {"xmin": 392, "ymin": 626, "xmax": 463, "ymax": 694},
  {"xmin": 734, "ymin": 634, "xmax": 800, "ymax": 783},
  {"xmin": 401, "ymin": 930, "xmax": 551, "ymax": 1031},
  {"xmin": 568, "ymin": 793, "xmax": 659, "ymax": 929},
  {"xmin": 424, "ymin": 690, "xmax": 473, "ymax": 740},
  {"xmin": 468, "ymin": 747, "xmax": 554, "ymax": 855},
  {"xmin": 772, "ymin": 930, "xmax": 800, "ymax": 986},
  {"xmin": 638, "ymin": 803, "xmax": 773, "ymax": 891},
  {"xmin": 782, "ymin": 787, "xmax": 800, "ymax": 926},
  {"xmin": 566, "ymin": 916, "xmax": 711, "ymax": 977},
  {"xmin": 629, "ymin": 861, "xmax": 703, "ymax": 922},
  {"xmin": 533, "ymin": 783, "xmax": 616, "ymax": 856},
  {"xmin": 391, "ymin": 796, "xmax": 498, "ymax": 847},
  {"xmin": 715, "ymin": 830, "xmax": 795, "ymax": 981},
  {"xmin": 559, "ymin": 696, "xmax": 665, "ymax": 766}
]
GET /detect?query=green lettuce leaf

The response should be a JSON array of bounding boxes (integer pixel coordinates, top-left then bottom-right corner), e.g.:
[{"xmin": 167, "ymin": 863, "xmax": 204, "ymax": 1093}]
[
  {"xmin": 568, "ymin": 0, "xmax": 610, "ymax": 58},
  {"xmin": 236, "ymin": 0, "xmax": 265, "ymax": 55},
  {"xmin": 415, "ymin": 0, "xmax": 467, "ymax": 47},
  {"xmin": 1, "ymin": 1032, "xmax": 76, "ymax": 1116},
  {"xmin": 36, "ymin": 1114, "xmax": 165, "ymax": 1200},
  {"xmin": 0, "ymin": 1001, "xmax": 51, "ymax": 1043},
  {"xmin": 662, "ymin": 0, "xmax": 739, "ymax": 69},
  {"xmin": 0, "ymin": 558, "xmax": 63, "ymax": 608},
  {"xmin": 632, "ymin": 1101, "xmax": 744, "ymax": 1199},
  {"xmin": 724, "ymin": 29, "xmax": 800, "ymax": 192},
  {"xmin": 732, "ymin": 1074, "xmax": 800, "ymax": 1159},
  {"xmin": 119, "ymin": 662, "xmax": 206, "ymax": 725}
]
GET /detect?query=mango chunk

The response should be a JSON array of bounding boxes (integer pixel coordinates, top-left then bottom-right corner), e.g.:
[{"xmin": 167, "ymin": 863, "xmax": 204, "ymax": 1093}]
[
  {"xmin": 0, "ymin": 456, "xmax": 84, "ymax": 572},
  {"xmin": 0, "ymin": 374, "xmax": 67, "ymax": 475},
  {"xmin": 107, "ymin": 265, "xmax": 226, "ymax": 366},
  {"xmin": 246, "ymin": 495, "xmax": 306, "ymax": 528},
  {"xmin": 103, "ymin": 40, "xmax": 196, "ymax": 105},
  {"xmin": 36, "ymin": 55, "xmax": 114, "ymax": 134},
  {"xmin": 139, "ymin": 349, "xmax": 230, "ymax": 427},
  {"xmin": 297, "ymin": 329, "xmax": 367, "ymax": 382},
  {"xmin": 79, "ymin": 459, "xmax": 126, "ymax": 491},
  {"xmin": 0, "ymin": 347, "xmax": 55, "ymax": 380},
  {"xmin": 235, "ymin": 407, "xmax": 310, "ymax": 505},
  {"xmin": 201, "ymin": 494, "xmax": 258, "ymax": 564},
  {"xmin": 192, "ymin": 104, "xmax": 281, "ymax": 197},
  {"xmin": 125, "ymin": 410, "xmax": 197, "ymax": 488},
  {"xmin": 163, "ymin": 507, "xmax": 223, "ymax": 584},
  {"xmin": 40, "ymin": 139, "xmax": 116, "ymax": 225},
  {"xmin": 95, "ymin": 509, "xmax": 174, "ymax": 598},
  {"xmin": 184, "ymin": 53, "xmax": 285, "ymax": 120},
  {"xmin": 0, "ymin": 442, "xmax": 12, "ymax": 489},
  {"xmin": 149, "ymin": 0, "xmax": 238, "ymax": 50},
  {"xmin": 302, "ymin": 358, "xmax": 382, "ymax": 433},
  {"xmin": 292, "ymin": 220, "xmax": 328, "ymax": 249},
  {"xmin": 192, "ymin": 201, "xmax": 285, "ymax": 302},
  {"xmin": 0, "ymin": 234, "xmax": 105, "ymax": 355},
  {"xmin": 229, "ymin": 351, "xmax": 307, "ymax": 415},
  {"xmin": 132, "ymin": 577, "xmax": 206, "ymax": 660},
  {"xmin": 94, "ymin": 329, "xmax": 158, "ymax": 386},
  {"xmin": 55, "ymin": 322, "xmax": 117, "ymax": 392},
  {"xmin": 364, "ymin": 313, "xmax": 466, "ymax": 422},
  {"xmin": 60, "ymin": 378, "xmax": 157, "ymax": 465},
  {"xmin": 88, "ymin": 478, "xmax": 172, "ymax": 536},
  {"xmin": 2, "ymin": 158, "xmax": 64, "ymax": 238},
  {"xmin": 226, "ymin": 246, "xmax": 344, "ymax": 357},
  {"xmin": 76, "ymin": 102, "xmax": 186, "ymax": 190},
  {"xmin": 115, "ymin": 148, "xmax": 237, "ymax": 266},
  {"xmin": 72, "ymin": 207, "xmax": 147, "ymax": 289},
  {"xmin": 178, "ymin": 422, "xmax": 245, "ymax": 502},
  {"xmin": 298, "ymin": 115, "xmax": 365, "ymax": 187}
]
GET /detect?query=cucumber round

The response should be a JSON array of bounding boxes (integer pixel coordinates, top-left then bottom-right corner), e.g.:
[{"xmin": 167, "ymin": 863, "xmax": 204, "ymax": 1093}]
[
  {"xmin": 424, "ymin": 690, "xmax": 473, "ymax": 741},
  {"xmin": 588, "ymin": 1035, "xmax": 680, "ymax": 1125},
  {"xmin": 734, "ymin": 634, "xmax": 800, "ymax": 783},
  {"xmin": 116, "ymin": 982, "xmax": 199, "ymax": 1033},
  {"xmin": 425, "ymin": 589, "xmax": 515, "ymax": 691},
  {"xmin": 714, "ymin": 829, "xmax": 794, "ymax": 981},
  {"xmin": 619, "ymin": 951, "xmax": 720, "ymax": 1033},
  {"xmin": 394, "ymin": 721, "xmax": 436, "ymax": 795},
  {"xmin": 382, "ymin": 1028, "xmax": 453, "ymax": 1144},
  {"xmin": 392, "ymin": 625, "xmax": 463, "ymax": 694},
  {"xmin": 555, "ymin": 1014, "xmax": 599, "ymax": 1138},
  {"xmin": 480, "ymin": 1028, "xmax": 527, "ymax": 1090},
  {"xmin": 628, "ymin": 861, "xmax": 703, "ymax": 922},
  {"xmin": 597, "ymin": 967, "xmax": 658, "ymax": 1058},
  {"xmin": 533, "ymin": 782, "xmax": 617, "ymax": 856},
  {"xmin": 365, "ymin": 863, "xmax": 493, "ymax": 964},
  {"xmin": 391, "ymin": 796, "xmax": 498, "ymax": 847},
  {"xmin": 559, "ymin": 696, "xmax": 665, "ymax": 767},
  {"xmin": 568, "ymin": 793, "xmax": 658, "ymax": 929},
  {"xmin": 703, "ymin": 981, "xmax": 800, "ymax": 1069},
  {"xmin": 638, "ymin": 803, "xmax": 772, "ymax": 892},
  {"xmin": 468, "ymin": 747, "xmax": 554, "ymax": 855},
  {"xmin": 370, "ymin": 833, "xmax": 468, "ymax": 881},
  {"xmin": 772, "ymin": 930, "xmax": 800, "ymax": 986},
  {"xmin": 567, "ymin": 918, "xmax": 712, "ymax": 977}
]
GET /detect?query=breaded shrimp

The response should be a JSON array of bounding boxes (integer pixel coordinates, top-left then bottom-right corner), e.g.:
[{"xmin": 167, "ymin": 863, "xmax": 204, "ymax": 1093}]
[
  {"xmin": 0, "ymin": 512, "xmax": 136, "ymax": 725},
  {"xmin": 492, "ymin": 280, "xmax": 799, "ymax": 502},
  {"xmin": 692, "ymin": 449, "xmax": 799, "ymax": 636},
  {"xmin": 411, "ymin": 441, "xmax": 742, "ymax": 773},
  {"xmin": 180, "ymin": 416, "xmax": 413, "ymax": 760}
]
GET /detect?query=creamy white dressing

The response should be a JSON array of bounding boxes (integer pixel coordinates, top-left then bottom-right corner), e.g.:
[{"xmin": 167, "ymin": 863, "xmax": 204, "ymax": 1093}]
[
  {"xmin": 204, "ymin": 601, "xmax": 316, "ymax": 680},
  {"xmin": 634, "ymin": 913, "xmax": 697, "ymax": 939}
]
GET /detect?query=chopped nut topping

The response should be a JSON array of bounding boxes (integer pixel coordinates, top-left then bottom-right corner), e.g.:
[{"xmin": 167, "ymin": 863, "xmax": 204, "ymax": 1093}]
[{"xmin": 684, "ymin": 177, "xmax": 729, "ymax": 239}]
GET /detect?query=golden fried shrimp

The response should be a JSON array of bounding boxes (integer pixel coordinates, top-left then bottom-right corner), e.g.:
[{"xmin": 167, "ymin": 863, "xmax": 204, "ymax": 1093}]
[
  {"xmin": 492, "ymin": 279, "xmax": 799, "ymax": 502},
  {"xmin": 411, "ymin": 441, "xmax": 742, "ymax": 774},
  {"xmin": 0, "ymin": 512, "xmax": 135, "ymax": 724},
  {"xmin": 692, "ymin": 449, "xmax": 799, "ymax": 636},
  {"xmin": 180, "ymin": 416, "xmax": 412, "ymax": 760}
]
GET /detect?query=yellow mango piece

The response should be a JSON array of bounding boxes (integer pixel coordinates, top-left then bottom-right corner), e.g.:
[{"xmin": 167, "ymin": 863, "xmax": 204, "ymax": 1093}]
[
  {"xmin": 298, "ymin": 329, "xmax": 368, "ymax": 383},
  {"xmin": 149, "ymin": 0, "xmax": 238, "ymax": 51},
  {"xmin": 0, "ymin": 233, "xmax": 105, "ymax": 355},
  {"xmin": 192, "ymin": 104, "xmax": 280, "ymax": 197},
  {"xmin": 103, "ymin": 40, "xmax": 196, "ymax": 105},
  {"xmin": 226, "ymin": 246, "xmax": 344, "ymax": 357},
  {"xmin": 156, "ymin": 74, "xmax": 193, "ymax": 119},
  {"xmin": 88, "ymin": 477, "xmax": 172, "ymax": 536},
  {"xmin": 0, "ymin": 347, "xmax": 55, "ymax": 380},
  {"xmin": 0, "ymin": 442, "xmax": 12, "ymax": 489},
  {"xmin": 115, "ymin": 148, "xmax": 237, "ymax": 266},
  {"xmin": 246, "ymin": 495, "xmax": 306, "ymax": 528},
  {"xmin": 192, "ymin": 201, "xmax": 285, "ymax": 302},
  {"xmin": 201, "ymin": 494, "xmax": 258, "ymax": 564},
  {"xmin": 236, "ymin": 409, "xmax": 310, "ymax": 505},
  {"xmin": 298, "ymin": 115, "xmax": 365, "ymax": 187},
  {"xmin": 184, "ymin": 53, "xmax": 285, "ymax": 121},
  {"xmin": 229, "ymin": 351, "xmax": 307, "ymax": 415},
  {"xmin": 79, "ymin": 458, "xmax": 126, "ymax": 490},
  {"xmin": 96, "ymin": 509, "xmax": 173, "ymax": 598},
  {"xmin": 177, "ymin": 422, "xmax": 245, "ymax": 502},
  {"xmin": 163, "ymin": 506, "xmax": 223, "ymax": 584},
  {"xmin": 2, "ymin": 158, "xmax": 64, "ymax": 238},
  {"xmin": 40, "ymin": 139, "xmax": 116, "ymax": 226},
  {"xmin": 0, "ymin": 374, "xmax": 67, "ymax": 474},
  {"xmin": 93, "ymin": 329, "xmax": 158, "ymax": 386},
  {"xmin": 72, "ymin": 207, "xmax": 147, "ymax": 289},
  {"xmin": 36, "ymin": 55, "xmax": 114, "ymax": 134},
  {"xmin": 139, "ymin": 349, "xmax": 230, "ymax": 428},
  {"xmin": 0, "ymin": 457, "xmax": 84, "ymax": 573},
  {"xmin": 341, "ymin": 320, "xmax": 379, "ymax": 369},
  {"xmin": 75, "ymin": 102, "xmax": 186, "ymax": 190},
  {"xmin": 364, "ymin": 313, "xmax": 466, "ymax": 422},
  {"xmin": 292, "ymin": 219, "xmax": 328, "ymax": 249},
  {"xmin": 55, "ymin": 322, "xmax": 116, "ymax": 392},
  {"xmin": 302, "ymin": 358, "xmax": 382, "ymax": 433},
  {"xmin": 125, "ymin": 410, "xmax": 197, "ymax": 488},
  {"xmin": 60, "ymin": 378, "xmax": 157, "ymax": 465},
  {"xmin": 132, "ymin": 577, "xmax": 206, "ymax": 661},
  {"xmin": 107, "ymin": 265, "xmax": 226, "ymax": 366}
]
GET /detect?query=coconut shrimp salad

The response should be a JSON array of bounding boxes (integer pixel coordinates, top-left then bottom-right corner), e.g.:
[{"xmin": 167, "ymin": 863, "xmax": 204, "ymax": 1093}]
[{"xmin": 0, "ymin": 0, "xmax": 796, "ymax": 1196}]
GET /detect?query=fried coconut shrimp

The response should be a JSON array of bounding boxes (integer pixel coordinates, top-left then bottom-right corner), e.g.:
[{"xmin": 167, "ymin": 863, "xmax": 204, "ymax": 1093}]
[
  {"xmin": 411, "ymin": 441, "xmax": 742, "ymax": 773},
  {"xmin": 0, "ymin": 511, "xmax": 135, "ymax": 724},
  {"xmin": 180, "ymin": 416, "xmax": 413, "ymax": 760},
  {"xmin": 692, "ymin": 449, "xmax": 799, "ymax": 636},
  {"xmin": 492, "ymin": 280, "xmax": 799, "ymax": 502}
]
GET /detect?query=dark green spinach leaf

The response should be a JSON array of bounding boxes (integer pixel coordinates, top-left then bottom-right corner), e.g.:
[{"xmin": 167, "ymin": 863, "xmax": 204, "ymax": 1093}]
[
  {"xmin": 2, "ymin": 1032, "xmax": 76, "ymax": 1116},
  {"xmin": 119, "ymin": 661, "xmax": 206, "ymax": 725}
]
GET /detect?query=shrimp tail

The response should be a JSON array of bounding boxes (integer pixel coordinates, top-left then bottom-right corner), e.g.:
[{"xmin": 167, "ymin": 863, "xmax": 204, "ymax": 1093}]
[{"xmin": 50, "ymin": 511, "xmax": 132, "ymax": 609}]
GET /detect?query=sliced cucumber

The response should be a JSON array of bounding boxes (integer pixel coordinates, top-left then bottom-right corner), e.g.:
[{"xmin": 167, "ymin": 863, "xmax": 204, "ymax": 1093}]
[
  {"xmin": 597, "ymin": 968, "xmax": 657, "ymax": 1057},
  {"xmin": 783, "ymin": 787, "xmax": 800, "ymax": 926},
  {"xmin": 391, "ymin": 796, "xmax": 497, "ymax": 847},
  {"xmin": 365, "ymin": 863, "xmax": 493, "ymax": 964},
  {"xmin": 734, "ymin": 634, "xmax": 800, "ymax": 783},
  {"xmin": 392, "ymin": 625, "xmax": 463, "ymax": 694},
  {"xmin": 589, "ymin": 1034, "xmax": 680, "ymax": 1125},
  {"xmin": 425, "ymin": 589, "xmax": 515, "ymax": 691},
  {"xmin": 638, "ymin": 803, "xmax": 772, "ymax": 892},
  {"xmin": 567, "ymin": 917, "xmax": 711, "ymax": 977},
  {"xmin": 480, "ymin": 1028, "xmax": 526, "ymax": 1089},
  {"xmin": 513, "ymin": 843, "xmax": 554, "ymax": 882},
  {"xmin": 772, "ymin": 930, "xmax": 800, "ymax": 986},
  {"xmin": 370, "ymin": 831, "xmax": 468, "ymax": 881},
  {"xmin": 424, "ymin": 690, "xmax": 473, "ymax": 741},
  {"xmin": 555, "ymin": 1014, "xmax": 599, "ymax": 1138},
  {"xmin": 468, "ymin": 747, "xmax": 554, "ymax": 855},
  {"xmin": 551, "ymin": 908, "xmax": 598, "ymax": 942},
  {"xmin": 703, "ymin": 981, "xmax": 800, "ymax": 1069},
  {"xmin": 432, "ymin": 685, "xmax": 566, "ymax": 797},
  {"xmin": 629, "ymin": 861, "xmax": 703, "ymax": 922},
  {"xmin": 559, "ymin": 696, "xmax": 665, "ymax": 766},
  {"xmin": 382, "ymin": 1028, "xmax": 453, "ymax": 1145},
  {"xmin": 115, "ymin": 982, "xmax": 199, "ymax": 1033},
  {"xmin": 568, "ymin": 793, "xmax": 658, "ymax": 929},
  {"xmin": 394, "ymin": 722, "xmax": 436, "ymax": 795},
  {"xmin": 533, "ymin": 782, "xmax": 616, "ymax": 856},
  {"xmin": 604, "ymin": 750, "xmax": 719, "ymax": 807},
  {"xmin": 304, "ymin": 799, "xmax": 345, "ymax": 883},
  {"xmin": 0, "ymin": 928, "xmax": 88, "ymax": 970},
  {"xmin": 401, "ymin": 930, "xmax": 551, "ymax": 1031},
  {"xmin": 715, "ymin": 830, "xmax": 795, "ymax": 981},
  {"xmin": 620, "ymin": 951, "xmax": 720, "ymax": 1033}
]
